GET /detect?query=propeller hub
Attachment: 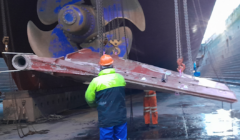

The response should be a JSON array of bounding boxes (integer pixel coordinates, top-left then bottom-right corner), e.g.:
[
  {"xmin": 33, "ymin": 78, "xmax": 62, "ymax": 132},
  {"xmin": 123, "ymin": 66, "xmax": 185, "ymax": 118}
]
[
  {"xmin": 63, "ymin": 11, "xmax": 77, "ymax": 25},
  {"xmin": 58, "ymin": 5, "xmax": 95, "ymax": 36}
]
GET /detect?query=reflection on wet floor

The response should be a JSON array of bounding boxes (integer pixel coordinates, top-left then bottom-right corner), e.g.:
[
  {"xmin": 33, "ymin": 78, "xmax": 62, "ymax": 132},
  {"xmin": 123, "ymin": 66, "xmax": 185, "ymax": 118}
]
[
  {"xmin": 80, "ymin": 111, "xmax": 240, "ymax": 140},
  {"xmin": 78, "ymin": 84, "xmax": 240, "ymax": 140},
  {"xmin": 1, "ymin": 84, "xmax": 240, "ymax": 140},
  {"xmin": 126, "ymin": 110, "xmax": 240, "ymax": 139},
  {"xmin": 204, "ymin": 109, "xmax": 236, "ymax": 136}
]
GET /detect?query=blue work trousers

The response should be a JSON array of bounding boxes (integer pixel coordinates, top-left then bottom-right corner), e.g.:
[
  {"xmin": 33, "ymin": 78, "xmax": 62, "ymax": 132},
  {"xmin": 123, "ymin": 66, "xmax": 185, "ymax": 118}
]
[{"xmin": 100, "ymin": 122, "xmax": 127, "ymax": 140}]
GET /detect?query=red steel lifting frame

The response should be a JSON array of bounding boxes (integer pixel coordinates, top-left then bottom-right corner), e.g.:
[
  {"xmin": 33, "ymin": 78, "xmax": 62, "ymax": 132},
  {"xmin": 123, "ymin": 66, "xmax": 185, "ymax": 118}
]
[{"xmin": 12, "ymin": 49, "xmax": 237, "ymax": 103}]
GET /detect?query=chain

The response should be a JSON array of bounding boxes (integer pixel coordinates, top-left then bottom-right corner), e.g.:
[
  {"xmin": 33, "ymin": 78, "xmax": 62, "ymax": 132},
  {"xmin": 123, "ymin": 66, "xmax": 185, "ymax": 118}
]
[
  {"xmin": 96, "ymin": 0, "xmax": 104, "ymax": 56},
  {"xmin": 183, "ymin": 0, "xmax": 193, "ymax": 74},
  {"xmin": 174, "ymin": 0, "xmax": 179, "ymax": 59},
  {"xmin": 174, "ymin": 0, "xmax": 182, "ymax": 60}
]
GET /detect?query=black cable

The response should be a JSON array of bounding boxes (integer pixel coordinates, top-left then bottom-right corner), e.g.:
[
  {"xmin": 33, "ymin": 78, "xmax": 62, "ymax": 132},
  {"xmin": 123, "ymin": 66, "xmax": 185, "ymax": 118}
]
[
  {"xmin": 9, "ymin": 72, "xmax": 24, "ymax": 138},
  {"xmin": 108, "ymin": 6, "xmax": 113, "ymax": 40},
  {"xmin": 3, "ymin": 0, "xmax": 27, "ymax": 137},
  {"xmin": 116, "ymin": 0, "xmax": 120, "ymax": 40},
  {"xmin": 101, "ymin": 1, "xmax": 106, "ymax": 53},
  {"xmin": 112, "ymin": 4, "xmax": 116, "ymax": 39},
  {"xmin": 120, "ymin": 0, "xmax": 128, "ymax": 59},
  {"xmin": 100, "ymin": 0, "xmax": 104, "ymax": 55},
  {"xmin": 4, "ymin": 55, "xmax": 25, "ymax": 138},
  {"xmin": 129, "ymin": 93, "xmax": 134, "ymax": 129},
  {"xmin": 0, "ymin": 0, "xmax": 7, "ymax": 36},
  {"xmin": 4, "ymin": 1, "xmax": 42, "ymax": 137},
  {"xmin": 102, "ymin": 3, "xmax": 106, "ymax": 39},
  {"xmin": 110, "ymin": 3, "xmax": 114, "ymax": 39},
  {"xmin": 118, "ymin": 0, "xmax": 133, "ymax": 128},
  {"xmin": 5, "ymin": 0, "xmax": 14, "ymax": 52},
  {"xmin": 107, "ymin": 6, "xmax": 111, "ymax": 39},
  {"xmin": 17, "ymin": 106, "xmax": 28, "ymax": 137}
]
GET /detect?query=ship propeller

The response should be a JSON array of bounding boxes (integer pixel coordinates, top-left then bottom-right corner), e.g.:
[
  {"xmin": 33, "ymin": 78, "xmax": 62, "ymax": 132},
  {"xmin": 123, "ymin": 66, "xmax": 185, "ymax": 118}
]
[{"xmin": 27, "ymin": 0, "xmax": 145, "ymax": 58}]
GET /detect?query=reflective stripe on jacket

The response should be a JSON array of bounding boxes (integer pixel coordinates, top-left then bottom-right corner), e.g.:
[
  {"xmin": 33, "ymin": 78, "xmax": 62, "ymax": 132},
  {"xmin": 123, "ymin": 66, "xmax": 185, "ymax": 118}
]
[{"xmin": 85, "ymin": 68, "xmax": 126, "ymax": 127}]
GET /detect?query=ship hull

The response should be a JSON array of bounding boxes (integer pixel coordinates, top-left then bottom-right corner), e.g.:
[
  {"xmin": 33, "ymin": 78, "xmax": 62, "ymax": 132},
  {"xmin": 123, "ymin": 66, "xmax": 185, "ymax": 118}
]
[{"xmin": 0, "ymin": 0, "xmax": 216, "ymax": 90}]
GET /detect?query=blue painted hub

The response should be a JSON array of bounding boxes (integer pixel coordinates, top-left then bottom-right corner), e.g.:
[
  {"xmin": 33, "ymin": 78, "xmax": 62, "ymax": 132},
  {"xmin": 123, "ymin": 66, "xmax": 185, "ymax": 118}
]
[
  {"xmin": 65, "ymin": 13, "xmax": 74, "ymax": 22},
  {"xmin": 72, "ymin": 6, "xmax": 84, "ymax": 25},
  {"xmin": 63, "ymin": 9, "xmax": 76, "ymax": 25}
]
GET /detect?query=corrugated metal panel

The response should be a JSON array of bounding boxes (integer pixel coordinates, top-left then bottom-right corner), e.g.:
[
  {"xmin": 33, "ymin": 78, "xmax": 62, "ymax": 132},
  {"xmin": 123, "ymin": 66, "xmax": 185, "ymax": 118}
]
[{"xmin": 0, "ymin": 58, "xmax": 17, "ymax": 93}]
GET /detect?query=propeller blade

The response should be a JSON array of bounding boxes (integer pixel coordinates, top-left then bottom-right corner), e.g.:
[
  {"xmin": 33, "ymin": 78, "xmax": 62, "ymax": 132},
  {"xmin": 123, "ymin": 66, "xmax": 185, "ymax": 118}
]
[
  {"xmin": 80, "ymin": 26, "xmax": 132, "ymax": 58},
  {"xmin": 37, "ymin": 0, "xmax": 84, "ymax": 25},
  {"xmin": 27, "ymin": 21, "xmax": 53, "ymax": 57},
  {"xmin": 27, "ymin": 21, "xmax": 78, "ymax": 58},
  {"xmin": 91, "ymin": 0, "xmax": 146, "ymax": 31}
]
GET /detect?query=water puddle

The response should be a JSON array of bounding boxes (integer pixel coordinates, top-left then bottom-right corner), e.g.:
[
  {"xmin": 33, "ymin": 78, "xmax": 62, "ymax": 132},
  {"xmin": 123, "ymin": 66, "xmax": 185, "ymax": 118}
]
[
  {"xmin": 167, "ymin": 102, "xmax": 206, "ymax": 108},
  {"xmin": 203, "ymin": 109, "xmax": 240, "ymax": 137}
]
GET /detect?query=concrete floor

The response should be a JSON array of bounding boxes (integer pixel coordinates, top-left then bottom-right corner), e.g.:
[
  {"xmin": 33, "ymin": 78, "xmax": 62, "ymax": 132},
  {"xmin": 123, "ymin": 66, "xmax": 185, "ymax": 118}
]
[{"xmin": 0, "ymin": 84, "xmax": 240, "ymax": 140}]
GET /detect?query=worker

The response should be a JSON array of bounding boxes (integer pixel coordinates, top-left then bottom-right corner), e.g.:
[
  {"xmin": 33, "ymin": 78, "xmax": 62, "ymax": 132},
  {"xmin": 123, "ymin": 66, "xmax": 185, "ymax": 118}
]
[
  {"xmin": 85, "ymin": 54, "xmax": 127, "ymax": 140},
  {"xmin": 193, "ymin": 61, "xmax": 201, "ymax": 77},
  {"xmin": 143, "ymin": 90, "xmax": 158, "ymax": 126}
]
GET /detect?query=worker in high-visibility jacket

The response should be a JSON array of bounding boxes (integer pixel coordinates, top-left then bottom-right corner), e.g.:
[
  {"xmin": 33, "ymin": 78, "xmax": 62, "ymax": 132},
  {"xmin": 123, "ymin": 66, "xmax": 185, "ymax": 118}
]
[
  {"xmin": 143, "ymin": 90, "xmax": 158, "ymax": 126},
  {"xmin": 85, "ymin": 54, "xmax": 127, "ymax": 140}
]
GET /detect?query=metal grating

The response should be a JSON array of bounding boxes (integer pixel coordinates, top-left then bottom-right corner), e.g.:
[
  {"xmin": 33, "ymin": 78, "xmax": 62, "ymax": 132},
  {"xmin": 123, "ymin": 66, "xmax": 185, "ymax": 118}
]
[{"xmin": 0, "ymin": 58, "xmax": 17, "ymax": 93}]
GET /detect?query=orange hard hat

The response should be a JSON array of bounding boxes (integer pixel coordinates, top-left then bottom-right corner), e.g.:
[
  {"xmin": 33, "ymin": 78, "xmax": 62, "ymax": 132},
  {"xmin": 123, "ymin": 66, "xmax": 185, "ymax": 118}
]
[{"xmin": 99, "ymin": 54, "xmax": 114, "ymax": 66}]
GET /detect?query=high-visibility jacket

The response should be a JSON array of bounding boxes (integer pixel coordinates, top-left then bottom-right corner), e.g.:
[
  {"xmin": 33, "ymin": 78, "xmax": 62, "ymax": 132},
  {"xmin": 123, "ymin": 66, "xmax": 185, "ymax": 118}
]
[
  {"xmin": 144, "ymin": 90, "xmax": 158, "ymax": 124},
  {"xmin": 85, "ymin": 68, "xmax": 127, "ymax": 128}
]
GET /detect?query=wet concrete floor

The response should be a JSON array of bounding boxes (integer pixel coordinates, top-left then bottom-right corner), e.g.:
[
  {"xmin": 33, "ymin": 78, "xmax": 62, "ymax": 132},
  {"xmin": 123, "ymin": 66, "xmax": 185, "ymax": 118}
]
[
  {"xmin": 1, "ymin": 84, "xmax": 240, "ymax": 140},
  {"xmin": 0, "ymin": 103, "xmax": 3, "ymax": 119}
]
